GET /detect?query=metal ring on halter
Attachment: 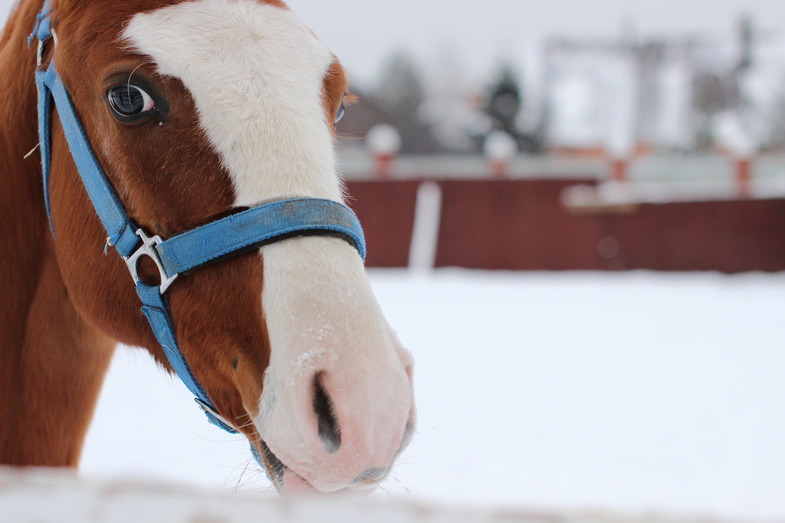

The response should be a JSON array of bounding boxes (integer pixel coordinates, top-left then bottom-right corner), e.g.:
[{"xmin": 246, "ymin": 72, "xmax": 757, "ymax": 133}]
[
  {"xmin": 36, "ymin": 29, "xmax": 56, "ymax": 67},
  {"xmin": 124, "ymin": 229, "xmax": 179, "ymax": 294}
]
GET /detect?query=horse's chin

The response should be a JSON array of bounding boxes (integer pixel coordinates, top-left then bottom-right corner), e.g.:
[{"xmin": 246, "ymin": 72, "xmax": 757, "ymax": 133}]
[
  {"xmin": 277, "ymin": 468, "xmax": 378, "ymax": 497},
  {"xmin": 258, "ymin": 442, "xmax": 378, "ymax": 497}
]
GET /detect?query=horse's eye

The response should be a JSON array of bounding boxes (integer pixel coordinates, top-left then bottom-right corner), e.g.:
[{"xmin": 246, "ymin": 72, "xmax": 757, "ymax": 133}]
[
  {"xmin": 334, "ymin": 100, "xmax": 346, "ymax": 124},
  {"xmin": 107, "ymin": 85, "xmax": 156, "ymax": 120}
]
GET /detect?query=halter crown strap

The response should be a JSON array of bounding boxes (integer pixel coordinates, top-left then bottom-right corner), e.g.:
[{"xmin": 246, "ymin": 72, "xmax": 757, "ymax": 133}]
[
  {"xmin": 27, "ymin": 0, "xmax": 52, "ymax": 48},
  {"xmin": 38, "ymin": 64, "xmax": 141, "ymax": 251},
  {"xmin": 30, "ymin": 5, "xmax": 366, "ymax": 437}
]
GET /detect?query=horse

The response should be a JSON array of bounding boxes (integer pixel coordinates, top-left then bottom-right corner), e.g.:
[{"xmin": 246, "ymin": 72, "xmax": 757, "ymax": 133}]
[{"xmin": 0, "ymin": 0, "xmax": 415, "ymax": 495}]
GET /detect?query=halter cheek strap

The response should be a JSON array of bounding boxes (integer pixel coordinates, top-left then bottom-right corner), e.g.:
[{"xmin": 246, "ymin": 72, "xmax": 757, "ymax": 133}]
[{"xmin": 30, "ymin": 6, "xmax": 366, "ymax": 436}]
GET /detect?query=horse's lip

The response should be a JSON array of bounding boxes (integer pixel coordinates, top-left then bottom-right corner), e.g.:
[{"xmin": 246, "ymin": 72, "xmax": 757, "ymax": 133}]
[
  {"xmin": 257, "ymin": 423, "xmax": 416, "ymax": 494},
  {"xmin": 257, "ymin": 442, "xmax": 323, "ymax": 494},
  {"xmin": 257, "ymin": 441, "xmax": 375, "ymax": 496}
]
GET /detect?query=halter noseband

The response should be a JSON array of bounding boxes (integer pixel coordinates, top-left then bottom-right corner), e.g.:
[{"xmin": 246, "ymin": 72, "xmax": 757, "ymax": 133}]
[{"xmin": 29, "ymin": 2, "xmax": 365, "ymax": 435}]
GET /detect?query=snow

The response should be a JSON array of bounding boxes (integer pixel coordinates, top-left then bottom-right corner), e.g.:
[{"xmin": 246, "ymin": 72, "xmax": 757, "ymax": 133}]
[
  {"xmin": 66, "ymin": 270, "xmax": 785, "ymax": 520},
  {"xmin": 0, "ymin": 468, "xmax": 564, "ymax": 523},
  {"xmin": 293, "ymin": 346, "xmax": 337, "ymax": 377}
]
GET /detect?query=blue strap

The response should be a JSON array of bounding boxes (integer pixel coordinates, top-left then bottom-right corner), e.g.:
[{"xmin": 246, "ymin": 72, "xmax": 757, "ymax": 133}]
[
  {"xmin": 27, "ymin": 0, "xmax": 52, "ymax": 47},
  {"xmin": 136, "ymin": 283, "xmax": 237, "ymax": 434},
  {"xmin": 39, "ymin": 63, "xmax": 139, "ymax": 252},
  {"xmin": 35, "ymin": 69, "xmax": 53, "ymax": 230},
  {"xmin": 156, "ymin": 198, "xmax": 366, "ymax": 276}
]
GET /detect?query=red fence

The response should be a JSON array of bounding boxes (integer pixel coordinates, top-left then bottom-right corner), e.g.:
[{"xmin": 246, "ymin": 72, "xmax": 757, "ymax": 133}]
[
  {"xmin": 346, "ymin": 179, "xmax": 785, "ymax": 273},
  {"xmin": 346, "ymin": 180, "xmax": 421, "ymax": 267}
]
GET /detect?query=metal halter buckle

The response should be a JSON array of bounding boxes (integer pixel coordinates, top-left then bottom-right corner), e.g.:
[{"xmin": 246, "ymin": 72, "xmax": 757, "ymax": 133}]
[
  {"xmin": 124, "ymin": 229, "xmax": 178, "ymax": 294},
  {"xmin": 36, "ymin": 29, "xmax": 56, "ymax": 67},
  {"xmin": 36, "ymin": 40, "xmax": 44, "ymax": 67}
]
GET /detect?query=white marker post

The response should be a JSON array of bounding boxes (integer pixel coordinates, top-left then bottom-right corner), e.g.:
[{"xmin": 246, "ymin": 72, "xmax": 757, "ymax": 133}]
[
  {"xmin": 728, "ymin": 128, "xmax": 754, "ymax": 200},
  {"xmin": 484, "ymin": 130, "xmax": 517, "ymax": 179},
  {"xmin": 607, "ymin": 130, "xmax": 634, "ymax": 185},
  {"xmin": 366, "ymin": 124, "xmax": 401, "ymax": 180},
  {"xmin": 716, "ymin": 114, "xmax": 756, "ymax": 199}
]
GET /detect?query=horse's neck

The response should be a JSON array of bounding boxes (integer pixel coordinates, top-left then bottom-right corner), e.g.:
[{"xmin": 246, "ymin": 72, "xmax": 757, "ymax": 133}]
[
  {"xmin": 0, "ymin": 0, "xmax": 45, "ymax": 240},
  {"xmin": 0, "ymin": 1, "xmax": 116, "ymax": 468},
  {"xmin": 0, "ymin": 2, "xmax": 48, "ymax": 346}
]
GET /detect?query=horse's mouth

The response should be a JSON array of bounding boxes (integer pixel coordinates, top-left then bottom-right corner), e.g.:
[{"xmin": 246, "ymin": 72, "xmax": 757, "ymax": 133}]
[
  {"xmin": 257, "ymin": 440, "xmax": 289, "ymax": 489},
  {"xmin": 256, "ymin": 422, "xmax": 415, "ymax": 495},
  {"xmin": 256, "ymin": 440, "xmax": 326, "ymax": 495}
]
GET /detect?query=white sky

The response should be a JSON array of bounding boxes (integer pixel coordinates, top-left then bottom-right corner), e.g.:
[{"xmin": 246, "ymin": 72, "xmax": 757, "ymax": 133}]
[
  {"xmin": 4, "ymin": 0, "xmax": 785, "ymax": 85},
  {"xmin": 286, "ymin": 0, "xmax": 785, "ymax": 86}
]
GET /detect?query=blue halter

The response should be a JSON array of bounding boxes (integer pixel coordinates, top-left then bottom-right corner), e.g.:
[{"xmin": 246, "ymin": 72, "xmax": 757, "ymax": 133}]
[{"xmin": 29, "ymin": 3, "xmax": 365, "ymax": 435}]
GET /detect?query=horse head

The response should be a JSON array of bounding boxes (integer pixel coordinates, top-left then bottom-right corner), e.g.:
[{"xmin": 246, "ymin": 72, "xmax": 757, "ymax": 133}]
[{"xmin": 24, "ymin": 0, "xmax": 414, "ymax": 494}]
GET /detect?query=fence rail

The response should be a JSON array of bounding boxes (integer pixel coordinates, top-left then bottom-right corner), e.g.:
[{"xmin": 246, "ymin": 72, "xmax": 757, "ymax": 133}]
[{"xmin": 346, "ymin": 179, "xmax": 785, "ymax": 273}]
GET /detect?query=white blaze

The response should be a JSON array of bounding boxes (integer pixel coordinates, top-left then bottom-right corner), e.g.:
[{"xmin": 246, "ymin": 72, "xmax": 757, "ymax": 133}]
[
  {"xmin": 124, "ymin": 0, "xmax": 341, "ymax": 205},
  {"xmin": 124, "ymin": 0, "xmax": 413, "ymax": 492}
]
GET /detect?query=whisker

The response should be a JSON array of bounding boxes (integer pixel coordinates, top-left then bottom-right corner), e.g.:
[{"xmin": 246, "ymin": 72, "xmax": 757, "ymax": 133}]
[{"xmin": 233, "ymin": 457, "xmax": 253, "ymax": 492}]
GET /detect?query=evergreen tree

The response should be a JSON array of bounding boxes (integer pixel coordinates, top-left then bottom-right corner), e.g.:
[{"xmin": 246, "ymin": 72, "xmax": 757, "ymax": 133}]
[
  {"xmin": 764, "ymin": 73, "xmax": 785, "ymax": 150},
  {"xmin": 372, "ymin": 50, "xmax": 440, "ymax": 154},
  {"xmin": 375, "ymin": 50, "xmax": 425, "ymax": 121},
  {"xmin": 486, "ymin": 65, "xmax": 522, "ymax": 138},
  {"xmin": 691, "ymin": 71, "xmax": 727, "ymax": 150},
  {"xmin": 484, "ymin": 63, "xmax": 542, "ymax": 153}
]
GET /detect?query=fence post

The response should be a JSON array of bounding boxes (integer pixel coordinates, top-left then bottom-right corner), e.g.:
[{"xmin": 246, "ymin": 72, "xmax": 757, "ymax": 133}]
[
  {"xmin": 607, "ymin": 134, "xmax": 634, "ymax": 185},
  {"xmin": 716, "ymin": 115, "xmax": 756, "ymax": 199},
  {"xmin": 734, "ymin": 155, "xmax": 752, "ymax": 199},
  {"xmin": 610, "ymin": 157, "xmax": 628, "ymax": 184}
]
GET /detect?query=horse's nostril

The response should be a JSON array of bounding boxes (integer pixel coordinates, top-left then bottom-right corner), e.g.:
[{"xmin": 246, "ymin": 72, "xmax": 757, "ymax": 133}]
[{"xmin": 312, "ymin": 372, "xmax": 341, "ymax": 453}]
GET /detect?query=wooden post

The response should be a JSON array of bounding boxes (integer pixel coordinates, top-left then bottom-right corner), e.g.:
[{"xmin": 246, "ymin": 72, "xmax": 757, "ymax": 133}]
[
  {"xmin": 715, "ymin": 115, "xmax": 756, "ymax": 199},
  {"xmin": 374, "ymin": 153, "xmax": 395, "ymax": 180},
  {"xmin": 735, "ymin": 156, "xmax": 752, "ymax": 199},
  {"xmin": 611, "ymin": 157, "xmax": 628, "ymax": 184},
  {"xmin": 607, "ymin": 132, "xmax": 634, "ymax": 186}
]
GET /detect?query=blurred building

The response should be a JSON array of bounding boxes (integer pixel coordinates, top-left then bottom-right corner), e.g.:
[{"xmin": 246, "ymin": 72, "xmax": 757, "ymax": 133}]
[{"xmin": 542, "ymin": 16, "xmax": 785, "ymax": 154}]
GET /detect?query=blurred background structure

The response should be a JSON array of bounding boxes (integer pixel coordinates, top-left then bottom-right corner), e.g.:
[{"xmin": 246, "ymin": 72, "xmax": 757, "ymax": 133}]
[
  {"xmin": 279, "ymin": 2, "xmax": 785, "ymax": 274},
  {"xmin": 2, "ymin": 0, "xmax": 783, "ymax": 272}
]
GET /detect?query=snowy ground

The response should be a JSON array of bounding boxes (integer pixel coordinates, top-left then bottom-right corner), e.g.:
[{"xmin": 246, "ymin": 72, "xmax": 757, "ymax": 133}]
[
  {"xmin": 1, "ymin": 468, "xmax": 743, "ymax": 523},
  {"xmin": 74, "ymin": 269, "xmax": 785, "ymax": 520}
]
